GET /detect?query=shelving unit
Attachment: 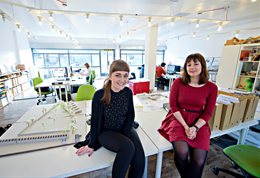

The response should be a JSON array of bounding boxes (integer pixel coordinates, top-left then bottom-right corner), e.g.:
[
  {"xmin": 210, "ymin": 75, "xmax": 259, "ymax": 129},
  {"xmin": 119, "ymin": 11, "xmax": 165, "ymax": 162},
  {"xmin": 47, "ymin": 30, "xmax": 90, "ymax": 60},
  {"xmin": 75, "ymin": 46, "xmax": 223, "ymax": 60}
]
[
  {"xmin": 216, "ymin": 43, "xmax": 260, "ymax": 92},
  {"xmin": 235, "ymin": 44, "xmax": 260, "ymax": 92},
  {"xmin": 0, "ymin": 72, "xmax": 31, "ymax": 109}
]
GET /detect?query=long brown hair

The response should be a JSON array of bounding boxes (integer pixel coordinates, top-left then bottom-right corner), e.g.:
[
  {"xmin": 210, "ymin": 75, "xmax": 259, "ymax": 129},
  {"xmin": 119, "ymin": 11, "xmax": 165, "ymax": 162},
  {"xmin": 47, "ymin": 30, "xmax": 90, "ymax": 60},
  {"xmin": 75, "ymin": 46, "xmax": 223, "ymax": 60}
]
[
  {"xmin": 101, "ymin": 60, "xmax": 130, "ymax": 105},
  {"xmin": 181, "ymin": 53, "xmax": 209, "ymax": 84}
]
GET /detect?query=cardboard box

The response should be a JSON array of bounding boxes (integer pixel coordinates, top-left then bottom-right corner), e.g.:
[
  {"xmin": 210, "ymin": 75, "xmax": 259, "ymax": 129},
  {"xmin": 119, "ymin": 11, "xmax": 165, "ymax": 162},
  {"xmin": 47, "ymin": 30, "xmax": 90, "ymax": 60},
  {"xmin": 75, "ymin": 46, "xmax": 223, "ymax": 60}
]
[
  {"xmin": 229, "ymin": 102, "xmax": 240, "ymax": 127},
  {"xmin": 219, "ymin": 103, "xmax": 233, "ymax": 130},
  {"xmin": 242, "ymin": 95, "xmax": 255, "ymax": 122},
  {"xmin": 237, "ymin": 99, "xmax": 248, "ymax": 123},
  {"xmin": 250, "ymin": 96, "xmax": 259, "ymax": 119},
  {"xmin": 209, "ymin": 103, "xmax": 223, "ymax": 131},
  {"xmin": 218, "ymin": 90, "xmax": 257, "ymax": 124},
  {"xmin": 16, "ymin": 64, "xmax": 25, "ymax": 71}
]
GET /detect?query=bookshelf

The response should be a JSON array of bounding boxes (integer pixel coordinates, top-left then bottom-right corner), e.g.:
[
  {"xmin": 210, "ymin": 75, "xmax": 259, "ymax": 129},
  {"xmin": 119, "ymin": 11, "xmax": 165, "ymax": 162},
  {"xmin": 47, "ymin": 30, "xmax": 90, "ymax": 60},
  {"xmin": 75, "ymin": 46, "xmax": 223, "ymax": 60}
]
[{"xmin": 0, "ymin": 72, "xmax": 31, "ymax": 108}]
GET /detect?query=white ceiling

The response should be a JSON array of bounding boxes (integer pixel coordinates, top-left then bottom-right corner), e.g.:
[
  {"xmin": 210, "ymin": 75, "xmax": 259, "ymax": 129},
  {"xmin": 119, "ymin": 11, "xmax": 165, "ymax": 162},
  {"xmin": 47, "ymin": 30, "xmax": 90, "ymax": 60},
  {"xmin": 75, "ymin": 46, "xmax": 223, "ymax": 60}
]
[{"xmin": 0, "ymin": 0, "xmax": 259, "ymax": 46}]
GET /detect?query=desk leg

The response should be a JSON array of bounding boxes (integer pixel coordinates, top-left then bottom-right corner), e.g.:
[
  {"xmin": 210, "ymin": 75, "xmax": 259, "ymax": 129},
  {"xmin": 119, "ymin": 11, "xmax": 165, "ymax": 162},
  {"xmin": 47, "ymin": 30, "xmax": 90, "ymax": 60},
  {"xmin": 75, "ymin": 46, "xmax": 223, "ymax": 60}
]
[
  {"xmin": 169, "ymin": 78, "xmax": 173, "ymax": 90},
  {"xmin": 39, "ymin": 87, "xmax": 42, "ymax": 103},
  {"xmin": 238, "ymin": 127, "xmax": 249, "ymax": 144},
  {"xmin": 155, "ymin": 151, "xmax": 163, "ymax": 178},
  {"xmin": 143, "ymin": 156, "xmax": 148, "ymax": 178}
]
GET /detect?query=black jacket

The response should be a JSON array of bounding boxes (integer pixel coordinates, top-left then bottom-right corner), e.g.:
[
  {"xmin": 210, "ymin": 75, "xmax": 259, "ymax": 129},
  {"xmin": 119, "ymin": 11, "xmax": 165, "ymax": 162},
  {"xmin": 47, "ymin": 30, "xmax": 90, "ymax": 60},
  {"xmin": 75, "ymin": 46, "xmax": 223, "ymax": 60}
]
[{"xmin": 88, "ymin": 87, "xmax": 135, "ymax": 151}]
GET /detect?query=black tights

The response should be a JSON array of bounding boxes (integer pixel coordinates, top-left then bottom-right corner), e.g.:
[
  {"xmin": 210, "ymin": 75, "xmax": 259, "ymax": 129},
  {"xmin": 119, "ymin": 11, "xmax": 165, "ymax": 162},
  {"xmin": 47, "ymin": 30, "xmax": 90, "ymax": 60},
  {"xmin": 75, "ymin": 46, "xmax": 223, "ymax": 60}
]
[
  {"xmin": 172, "ymin": 141, "xmax": 208, "ymax": 178},
  {"xmin": 98, "ymin": 129, "xmax": 145, "ymax": 178}
]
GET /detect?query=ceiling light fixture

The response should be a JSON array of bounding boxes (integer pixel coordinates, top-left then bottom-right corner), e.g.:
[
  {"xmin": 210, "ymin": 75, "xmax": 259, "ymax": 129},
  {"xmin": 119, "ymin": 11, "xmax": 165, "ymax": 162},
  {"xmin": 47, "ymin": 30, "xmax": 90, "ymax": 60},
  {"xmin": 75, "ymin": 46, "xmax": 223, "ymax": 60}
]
[
  {"xmin": 148, "ymin": 17, "xmax": 151, "ymax": 27},
  {"xmin": 1, "ymin": 13, "xmax": 5, "ymax": 22},
  {"xmin": 170, "ymin": 17, "xmax": 175, "ymax": 26},
  {"xmin": 51, "ymin": 25, "xmax": 55, "ymax": 31},
  {"xmin": 119, "ymin": 15, "xmax": 123, "ymax": 26},
  {"xmin": 235, "ymin": 30, "xmax": 240, "ymax": 37},
  {"xmin": 16, "ymin": 23, "xmax": 21, "ymax": 32},
  {"xmin": 85, "ymin": 13, "xmax": 90, "ymax": 23},
  {"xmin": 37, "ymin": 16, "xmax": 42, "ymax": 26},
  {"xmin": 192, "ymin": 32, "xmax": 196, "ymax": 37},
  {"xmin": 196, "ymin": 20, "xmax": 200, "ymax": 28},
  {"xmin": 49, "ymin": 11, "xmax": 53, "ymax": 21},
  {"xmin": 27, "ymin": 32, "xmax": 31, "ymax": 38},
  {"xmin": 206, "ymin": 35, "xmax": 210, "ymax": 40},
  {"xmin": 218, "ymin": 22, "xmax": 223, "ymax": 31}
]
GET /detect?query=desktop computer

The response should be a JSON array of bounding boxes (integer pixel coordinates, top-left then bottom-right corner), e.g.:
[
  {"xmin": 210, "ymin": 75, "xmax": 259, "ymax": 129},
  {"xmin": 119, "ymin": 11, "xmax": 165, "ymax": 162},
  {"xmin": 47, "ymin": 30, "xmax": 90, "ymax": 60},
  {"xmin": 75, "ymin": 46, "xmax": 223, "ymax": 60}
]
[{"xmin": 166, "ymin": 64, "xmax": 181, "ymax": 75}]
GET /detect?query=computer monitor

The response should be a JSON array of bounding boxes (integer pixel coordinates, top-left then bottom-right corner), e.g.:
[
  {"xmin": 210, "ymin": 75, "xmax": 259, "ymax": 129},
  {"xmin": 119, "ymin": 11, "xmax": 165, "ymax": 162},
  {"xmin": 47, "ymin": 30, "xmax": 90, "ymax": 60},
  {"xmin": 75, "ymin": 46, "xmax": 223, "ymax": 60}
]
[{"xmin": 166, "ymin": 64, "xmax": 181, "ymax": 74}]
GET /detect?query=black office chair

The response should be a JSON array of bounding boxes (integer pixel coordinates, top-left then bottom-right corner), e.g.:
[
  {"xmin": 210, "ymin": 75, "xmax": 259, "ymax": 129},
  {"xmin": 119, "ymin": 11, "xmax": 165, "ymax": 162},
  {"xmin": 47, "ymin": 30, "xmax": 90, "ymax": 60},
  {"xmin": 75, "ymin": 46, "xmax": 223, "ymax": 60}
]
[{"xmin": 129, "ymin": 72, "xmax": 136, "ymax": 80}]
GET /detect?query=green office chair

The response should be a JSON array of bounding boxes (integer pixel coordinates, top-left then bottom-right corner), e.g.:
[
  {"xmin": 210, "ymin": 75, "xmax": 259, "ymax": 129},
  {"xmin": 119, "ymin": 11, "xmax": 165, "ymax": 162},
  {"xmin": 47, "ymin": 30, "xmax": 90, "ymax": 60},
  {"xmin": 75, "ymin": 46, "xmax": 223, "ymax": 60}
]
[
  {"xmin": 33, "ymin": 77, "xmax": 54, "ymax": 105},
  {"xmin": 212, "ymin": 144, "xmax": 260, "ymax": 178},
  {"xmin": 75, "ymin": 84, "xmax": 96, "ymax": 101},
  {"xmin": 88, "ymin": 70, "xmax": 96, "ymax": 85}
]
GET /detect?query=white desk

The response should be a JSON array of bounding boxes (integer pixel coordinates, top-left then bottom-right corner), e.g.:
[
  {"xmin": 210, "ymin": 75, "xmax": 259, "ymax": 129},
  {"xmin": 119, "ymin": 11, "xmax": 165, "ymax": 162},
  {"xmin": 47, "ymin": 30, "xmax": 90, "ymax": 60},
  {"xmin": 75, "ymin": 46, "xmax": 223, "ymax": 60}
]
[
  {"xmin": 0, "ymin": 102, "xmax": 158, "ymax": 178},
  {"xmin": 134, "ymin": 95, "xmax": 260, "ymax": 178},
  {"xmin": 165, "ymin": 74, "xmax": 180, "ymax": 89},
  {"xmin": 36, "ymin": 77, "xmax": 86, "ymax": 102}
]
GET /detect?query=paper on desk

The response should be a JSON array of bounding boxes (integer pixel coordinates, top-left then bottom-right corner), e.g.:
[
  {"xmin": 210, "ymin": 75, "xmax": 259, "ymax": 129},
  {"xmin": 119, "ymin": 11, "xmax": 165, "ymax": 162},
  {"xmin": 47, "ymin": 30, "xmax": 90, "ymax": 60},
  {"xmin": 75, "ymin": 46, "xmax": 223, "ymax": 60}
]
[{"xmin": 135, "ymin": 93, "xmax": 169, "ymax": 112}]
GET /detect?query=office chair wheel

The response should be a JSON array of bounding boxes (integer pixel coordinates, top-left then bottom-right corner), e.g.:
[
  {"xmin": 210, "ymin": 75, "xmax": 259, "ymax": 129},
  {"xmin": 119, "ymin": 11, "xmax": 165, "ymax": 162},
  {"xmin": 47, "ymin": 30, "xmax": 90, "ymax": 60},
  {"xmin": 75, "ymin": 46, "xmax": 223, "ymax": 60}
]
[
  {"xmin": 86, "ymin": 119, "xmax": 91, "ymax": 125},
  {"xmin": 212, "ymin": 167, "xmax": 220, "ymax": 175}
]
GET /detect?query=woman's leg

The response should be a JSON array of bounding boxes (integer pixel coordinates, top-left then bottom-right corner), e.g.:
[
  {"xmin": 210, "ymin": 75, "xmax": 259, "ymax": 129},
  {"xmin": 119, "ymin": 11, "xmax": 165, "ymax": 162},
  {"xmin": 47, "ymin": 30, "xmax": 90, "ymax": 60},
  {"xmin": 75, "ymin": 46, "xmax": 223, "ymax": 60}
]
[
  {"xmin": 172, "ymin": 141, "xmax": 189, "ymax": 178},
  {"xmin": 127, "ymin": 129, "xmax": 145, "ymax": 178},
  {"xmin": 187, "ymin": 148, "xmax": 208, "ymax": 178},
  {"xmin": 98, "ymin": 130, "xmax": 135, "ymax": 178}
]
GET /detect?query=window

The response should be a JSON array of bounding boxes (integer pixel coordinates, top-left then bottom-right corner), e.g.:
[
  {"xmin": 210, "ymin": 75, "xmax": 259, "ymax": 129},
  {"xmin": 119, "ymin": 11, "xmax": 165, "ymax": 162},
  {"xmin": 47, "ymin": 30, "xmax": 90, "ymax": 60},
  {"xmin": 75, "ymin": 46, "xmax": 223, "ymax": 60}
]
[{"xmin": 32, "ymin": 48, "xmax": 115, "ymax": 78}]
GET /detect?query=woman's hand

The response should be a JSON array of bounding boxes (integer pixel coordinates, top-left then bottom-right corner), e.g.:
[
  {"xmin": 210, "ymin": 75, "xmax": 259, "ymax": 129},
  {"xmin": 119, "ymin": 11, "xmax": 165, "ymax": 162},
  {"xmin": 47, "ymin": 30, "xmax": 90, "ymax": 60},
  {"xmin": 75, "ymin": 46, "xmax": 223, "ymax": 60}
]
[
  {"xmin": 76, "ymin": 145, "xmax": 94, "ymax": 157},
  {"xmin": 187, "ymin": 127, "xmax": 197, "ymax": 140}
]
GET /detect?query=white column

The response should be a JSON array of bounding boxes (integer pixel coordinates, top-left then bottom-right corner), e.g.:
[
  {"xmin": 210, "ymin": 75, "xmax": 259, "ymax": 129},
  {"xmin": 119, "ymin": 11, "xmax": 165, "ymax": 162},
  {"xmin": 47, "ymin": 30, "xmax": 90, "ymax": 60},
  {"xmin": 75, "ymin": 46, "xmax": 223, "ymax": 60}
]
[
  {"xmin": 115, "ymin": 45, "xmax": 120, "ymax": 60},
  {"xmin": 144, "ymin": 25, "xmax": 158, "ymax": 91}
]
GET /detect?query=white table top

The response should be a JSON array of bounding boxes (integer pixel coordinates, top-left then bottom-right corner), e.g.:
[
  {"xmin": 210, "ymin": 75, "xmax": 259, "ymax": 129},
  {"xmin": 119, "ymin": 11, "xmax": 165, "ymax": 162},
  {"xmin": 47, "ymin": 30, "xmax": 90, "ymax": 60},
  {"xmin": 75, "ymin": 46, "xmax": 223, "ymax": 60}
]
[
  {"xmin": 36, "ymin": 77, "xmax": 86, "ymax": 88},
  {"xmin": 136, "ymin": 110, "xmax": 172, "ymax": 152},
  {"xmin": 0, "ymin": 101, "xmax": 158, "ymax": 177}
]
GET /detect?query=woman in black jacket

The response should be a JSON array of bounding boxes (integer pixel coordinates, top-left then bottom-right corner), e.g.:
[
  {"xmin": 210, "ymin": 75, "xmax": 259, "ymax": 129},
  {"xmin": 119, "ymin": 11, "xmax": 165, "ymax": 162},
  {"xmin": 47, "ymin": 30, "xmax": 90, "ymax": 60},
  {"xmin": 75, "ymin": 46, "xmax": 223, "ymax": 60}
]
[{"xmin": 76, "ymin": 60, "xmax": 145, "ymax": 178}]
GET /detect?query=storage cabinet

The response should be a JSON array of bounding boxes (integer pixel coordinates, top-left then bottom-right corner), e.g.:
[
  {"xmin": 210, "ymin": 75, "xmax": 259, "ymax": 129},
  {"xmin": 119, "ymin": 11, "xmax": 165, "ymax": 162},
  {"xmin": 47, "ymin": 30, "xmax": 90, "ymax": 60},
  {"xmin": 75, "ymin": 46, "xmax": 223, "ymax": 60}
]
[{"xmin": 216, "ymin": 43, "xmax": 260, "ymax": 92}]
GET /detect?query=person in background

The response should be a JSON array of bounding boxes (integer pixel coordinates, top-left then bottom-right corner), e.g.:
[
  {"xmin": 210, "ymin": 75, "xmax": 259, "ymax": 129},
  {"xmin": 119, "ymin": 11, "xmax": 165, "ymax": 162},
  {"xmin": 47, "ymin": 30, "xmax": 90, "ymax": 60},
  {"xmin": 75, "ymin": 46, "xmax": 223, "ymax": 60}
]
[
  {"xmin": 140, "ymin": 64, "xmax": 145, "ymax": 78},
  {"xmin": 76, "ymin": 60, "xmax": 145, "ymax": 178},
  {"xmin": 158, "ymin": 53, "xmax": 218, "ymax": 178},
  {"xmin": 80, "ymin": 63, "xmax": 92, "ymax": 81},
  {"xmin": 156, "ymin": 62, "xmax": 169, "ymax": 89}
]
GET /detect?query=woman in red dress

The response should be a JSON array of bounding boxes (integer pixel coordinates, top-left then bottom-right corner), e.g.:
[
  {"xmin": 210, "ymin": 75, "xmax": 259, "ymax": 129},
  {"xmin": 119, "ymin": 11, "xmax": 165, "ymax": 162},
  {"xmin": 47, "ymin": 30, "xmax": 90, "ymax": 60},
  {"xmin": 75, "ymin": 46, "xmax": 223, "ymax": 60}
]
[{"xmin": 158, "ymin": 53, "xmax": 218, "ymax": 178}]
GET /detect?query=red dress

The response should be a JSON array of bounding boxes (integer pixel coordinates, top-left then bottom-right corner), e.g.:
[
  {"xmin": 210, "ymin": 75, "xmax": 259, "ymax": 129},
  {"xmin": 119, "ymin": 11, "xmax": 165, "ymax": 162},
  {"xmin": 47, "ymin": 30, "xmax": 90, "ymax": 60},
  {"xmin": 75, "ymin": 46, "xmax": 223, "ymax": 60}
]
[{"xmin": 158, "ymin": 78, "xmax": 218, "ymax": 150}]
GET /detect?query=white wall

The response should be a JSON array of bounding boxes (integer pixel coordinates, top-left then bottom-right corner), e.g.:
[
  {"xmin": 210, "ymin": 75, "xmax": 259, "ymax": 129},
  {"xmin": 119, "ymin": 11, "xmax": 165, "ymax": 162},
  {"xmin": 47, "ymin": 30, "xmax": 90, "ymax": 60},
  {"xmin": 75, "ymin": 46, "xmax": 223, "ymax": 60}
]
[
  {"xmin": 0, "ymin": 21, "xmax": 17, "ymax": 73},
  {"xmin": 0, "ymin": 20, "xmax": 33, "ymax": 75},
  {"xmin": 164, "ymin": 29, "xmax": 260, "ymax": 67}
]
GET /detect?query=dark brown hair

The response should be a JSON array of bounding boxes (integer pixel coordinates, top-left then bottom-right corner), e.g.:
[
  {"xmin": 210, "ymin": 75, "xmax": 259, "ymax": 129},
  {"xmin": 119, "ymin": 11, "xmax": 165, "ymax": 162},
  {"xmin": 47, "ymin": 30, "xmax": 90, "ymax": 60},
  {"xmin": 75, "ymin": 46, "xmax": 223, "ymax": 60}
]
[
  {"xmin": 181, "ymin": 53, "xmax": 208, "ymax": 84},
  {"xmin": 101, "ymin": 60, "xmax": 130, "ymax": 105},
  {"xmin": 84, "ymin": 63, "xmax": 90, "ymax": 68}
]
